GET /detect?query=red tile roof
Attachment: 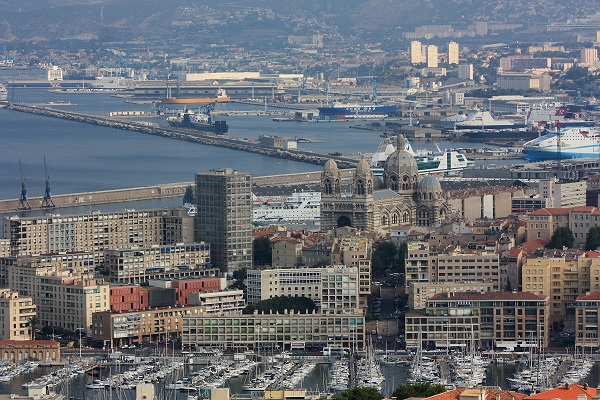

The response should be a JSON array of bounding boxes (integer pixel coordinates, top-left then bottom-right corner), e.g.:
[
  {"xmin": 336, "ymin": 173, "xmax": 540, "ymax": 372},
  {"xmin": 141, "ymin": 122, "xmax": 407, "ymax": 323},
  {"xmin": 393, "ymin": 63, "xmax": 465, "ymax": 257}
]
[
  {"xmin": 520, "ymin": 239, "xmax": 548, "ymax": 252},
  {"xmin": 572, "ymin": 206, "xmax": 596, "ymax": 212},
  {"xmin": 424, "ymin": 388, "xmax": 527, "ymax": 400},
  {"xmin": 585, "ymin": 251, "xmax": 600, "ymax": 258},
  {"xmin": 526, "ymin": 384, "xmax": 596, "ymax": 400},
  {"xmin": 577, "ymin": 292, "xmax": 600, "ymax": 301}
]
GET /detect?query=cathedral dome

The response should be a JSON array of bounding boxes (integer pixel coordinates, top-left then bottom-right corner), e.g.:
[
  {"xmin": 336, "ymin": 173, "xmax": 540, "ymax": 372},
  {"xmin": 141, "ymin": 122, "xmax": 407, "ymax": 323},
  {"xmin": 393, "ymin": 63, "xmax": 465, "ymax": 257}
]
[
  {"xmin": 356, "ymin": 159, "xmax": 371, "ymax": 175},
  {"xmin": 384, "ymin": 135, "xmax": 418, "ymax": 176},
  {"xmin": 418, "ymin": 175, "xmax": 442, "ymax": 192},
  {"xmin": 324, "ymin": 159, "xmax": 339, "ymax": 173}
]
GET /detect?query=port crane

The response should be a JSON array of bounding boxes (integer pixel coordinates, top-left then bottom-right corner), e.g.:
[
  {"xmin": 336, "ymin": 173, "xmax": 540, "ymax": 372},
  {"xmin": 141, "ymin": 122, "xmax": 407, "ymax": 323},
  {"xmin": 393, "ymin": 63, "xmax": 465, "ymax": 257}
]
[
  {"xmin": 41, "ymin": 157, "xmax": 55, "ymax": 208},
  {"xmin": 17, "ymin": 160, "xmax": 31, "ymax": 211}
]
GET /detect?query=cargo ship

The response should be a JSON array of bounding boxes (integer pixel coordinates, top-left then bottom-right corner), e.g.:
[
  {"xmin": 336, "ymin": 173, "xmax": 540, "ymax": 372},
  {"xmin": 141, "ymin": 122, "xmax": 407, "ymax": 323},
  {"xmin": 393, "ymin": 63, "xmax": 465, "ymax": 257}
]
[
  {"xmin": 160, "ymin": 88, "xmax": 230, "ymax": 105},
  {"xmin": 318, "ymin": 102, "xmax": 401, "ymax": 118},
  {"xmin": 166, "ymin": 108, "xmax": 229, "ymax": 134}
]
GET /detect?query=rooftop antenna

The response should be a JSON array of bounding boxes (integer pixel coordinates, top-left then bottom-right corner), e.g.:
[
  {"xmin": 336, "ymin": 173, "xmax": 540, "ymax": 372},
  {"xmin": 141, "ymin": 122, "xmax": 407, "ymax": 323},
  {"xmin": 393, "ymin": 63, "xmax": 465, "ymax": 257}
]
[
  {"xmin": 41, "ymin": 157, "xmax": 55, "ymax": 208},
  {"xmin": 17, "ymin": 160, "xmax": 31, "ymax": 210}
]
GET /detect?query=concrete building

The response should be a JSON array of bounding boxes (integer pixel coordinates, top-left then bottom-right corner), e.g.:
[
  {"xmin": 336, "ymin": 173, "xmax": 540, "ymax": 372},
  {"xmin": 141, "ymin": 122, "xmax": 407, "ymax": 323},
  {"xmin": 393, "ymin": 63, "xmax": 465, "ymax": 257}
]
[
  {"xmin": 0, "ymin": 291, "xmax": 36, "ymax": 341},
  {"xmin": 104, "ymin": 243, "xmax": 216, "ymax": 284},
  {"xmin": 0, "ymin": 340, "xmax": 60, "ymax": 362},
  {"xmin": 92, "ymin": 304, "xmax": 206, "ymax": 349},
  {"xmin": 405, "ymin": 242, "xmax": 430, "ymax": 287},
  {"xmin": 538, "ymin": 178, "xmax": 586, "ymax": 208},
  {"xmin": 426, "ymin": 45, "xmax": 439, "ymax": 68},
  {"xmin": 195, "ymin": 169, "xmax": 253, "ymax": 274},
  {"xmin": 580, "ymin": 48, "xmax": 598, "ymax": 67},
  {"xmin": 407, "ymin": 281, "xmax": 496, "ymax": 310},
  {"xmin": 2, "ymin": 208, "xmax": 191, "ymax": 264},
  {"xmin": 522, "ymin": 255, "xmax": 596, "ymax": 327},
  {"xmin": 182, "ymin": 309, "xmax": 365, "ymax": 352},
  {"xmin": 271, "ymin": 237, "xmax": 303, "ymax": 268},
  {"xmin": 188, "ymin": 289, "xmax": 245, "ymax": 314},
  {"xmin": 511, "ymin": 195, "xmax": 549, "ymax": 213},
  {"xmin": 458, "ymin": 64, "xmax": 474, "ymax": 80},
  {"xmin": 8, "ymin": 263, "xmax": 108, "ymax": 332},
  {"xmin": 320, "ymin": 266, "xmax": 360, "ymax": 314},
  {"xmin": 496, "ymin": 72, "xmax": 551, "ymax": 91},
  {"xmin": 447, "ymin": 42, "xmax": 459, "ymax": 65},
  {"xmin": 526, "ymin": 206, "xmax": 600, "ymax": 245},
  {"xmin": 330, "ymin": 234, "xmax": 372, "ymax": 296},
  {"xmin": 109, "ymin": 285, "xmax": 147, "ymax": 312},
  {"xmin": 410, "ymin": 41, "xmax": 424, "ymax": 64},
  {"xmin": 575, "ymin": 292, "xmax": 600, "ymax": 348},
  {"xmin": 404, "ymin": 291, "xmax": 549, "ymax": 351}
]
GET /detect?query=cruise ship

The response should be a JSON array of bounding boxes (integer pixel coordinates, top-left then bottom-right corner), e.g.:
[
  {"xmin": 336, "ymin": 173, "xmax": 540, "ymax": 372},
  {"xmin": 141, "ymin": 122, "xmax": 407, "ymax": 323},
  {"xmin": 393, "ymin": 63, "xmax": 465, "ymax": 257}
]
[
  {"xmin": 318, "ymin": 102, "xmax": 401, "ymax": 118},
  {"xmin": 253, "ymin": 191, "xmax": 321, "ymax": 223},
  {"xmin": 370, "ymin": 137, "xmax": 474, "ymax": 175},
  {"xmin": 522, "ymin": 127, "xmax": 600, "ymax": 161}
]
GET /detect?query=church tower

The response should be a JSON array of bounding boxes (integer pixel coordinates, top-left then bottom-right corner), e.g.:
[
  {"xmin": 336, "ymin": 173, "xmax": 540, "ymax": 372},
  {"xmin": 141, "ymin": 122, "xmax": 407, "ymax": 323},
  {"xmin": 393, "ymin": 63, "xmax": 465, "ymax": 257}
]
[{"xmin": 383, "ymin": 134, "xmax": 419, "ymax": 198}]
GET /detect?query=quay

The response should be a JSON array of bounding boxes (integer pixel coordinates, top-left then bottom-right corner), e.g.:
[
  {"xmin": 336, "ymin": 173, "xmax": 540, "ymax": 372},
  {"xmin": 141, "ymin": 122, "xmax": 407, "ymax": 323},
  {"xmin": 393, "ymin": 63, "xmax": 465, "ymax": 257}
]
[{"xmin": 5, "ymin": 103, "xmax": 358, "ymax": 168}]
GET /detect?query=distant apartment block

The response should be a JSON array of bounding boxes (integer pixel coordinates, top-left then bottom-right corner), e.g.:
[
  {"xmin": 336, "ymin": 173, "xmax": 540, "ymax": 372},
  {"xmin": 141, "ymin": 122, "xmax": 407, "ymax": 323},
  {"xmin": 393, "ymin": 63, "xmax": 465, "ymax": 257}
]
[
  {"xmin": 0, "ymin": 290, "xmax": 36, "ymax": 341},
  {"xmin": 539, "ymin": 178, "xmax": 586, "ymax": 208},
  {"xmin": 496, "ymin": 72, "xmax": 551, "ymax": 91},
  {"xmin": 458, "ymin": 64, "xmax": 474, "ymax": 80},
  {"xmin": 447, "ymin": 42, "xmax": 459, "ymax": 65},
  {"xmin": 426, "ymin": 45, "xmax": 439, "ymax": 68},
  {"xmin": 410, "ymin": 41, "xmax": 424, "ymax": 64}
]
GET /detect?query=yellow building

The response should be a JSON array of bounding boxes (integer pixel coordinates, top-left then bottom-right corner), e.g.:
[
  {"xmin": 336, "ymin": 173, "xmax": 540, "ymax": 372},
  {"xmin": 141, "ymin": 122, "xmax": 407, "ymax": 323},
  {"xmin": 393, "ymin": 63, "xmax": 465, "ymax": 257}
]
[
  {"xmin": 8, "ymin": 263, "xmax": 109, "ymax": 332},
  {"xmin": 407, "ymin": 281, "xmax": 496, "ymax": 310},
  {"xmin": 575, "ymin": 292, "xmax": 600, "ymax": 349},
  {"xmin": 0, "ymin": 291, "xmax": 36, "ymax": 341},
  {"xmin": 522, "ymin": 256, "xmax": 595, "ymax": 326},
  {"xmin": 331, "ymin": 234, "xmax": 372, "ymax": 296},
  {"xmin": 271, "ymin": 237, "xmax": 303, "ymax": 268}
]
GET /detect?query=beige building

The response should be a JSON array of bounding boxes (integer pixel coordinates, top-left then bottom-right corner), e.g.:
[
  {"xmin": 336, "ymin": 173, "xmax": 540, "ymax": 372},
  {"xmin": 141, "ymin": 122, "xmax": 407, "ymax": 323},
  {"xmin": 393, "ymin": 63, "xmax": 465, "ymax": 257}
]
[
  {"xmin": 92, "ymin": 304, "xmax": 206, "ymax": 349},
  {"xmin": 406, "ymin": 241, "xmax": 430, "ymax": 287},
  {"xmin": 8, "ymin": 263, "xmax": 109, "ymax": 332},
  {"xmin": 0, "ymin": 340, "xmax": 60, "ymax": 362},
  {"xmin": 426, "ymin": 45, "xmax": 439, "ymax": 68},
  {"xmin": 522, "ymin": 256, "xmax": 594, "ymax": 326},
  {"xmin": 407, "ymin": 281, "xmax": 496, "ymax": 310},
  {"xmin": 271, "ymin": 237, "xmax": 303, "ymax": 268},
  {"xmin": 580, "ymin": 48, "xmax": 598, "ymax": 67},
  {"xmin": 410, "ymin": 41, "xmax": 424, "ymax": 64},
  {"xmin": 447, "ymin": 41, "xmax": 459, "ymax": 65},
  {"xmin": 331, "ymin": 234, "xmax": 372, "ymax": 296},
  {"xmin": 405, "ymin": 291, "xmax": 550, "ymax": 351},
  {"xmin": 188, "ymin": 289, "xmax": 245, "ymax": 314},
  {"xmin": 539, "ymin": 178, "xmax": 586, "ymax": 208},
  {"xmin": 575, "ymin": 292, "xmax": 600, "ymax": 348},
  {"xmin": 526, "ymin": 206, "xmax": 600, "ymax": 245},
  {"xmin": 496, "ymin": 72, "xmax": 551, "ymax": 91},
  {"xmin": 0, "ymin": 291, "xmax": 36, "ymax": 341},
  {"xmin": 2, "ymin": 208, "xmax": 191, "ymax": 264},
  {"xmin": 182, "ymin": 309, "xmax": 366, "ymax": 352},
  {"xmin": 104, "ymin": 243, "xmax": 216, "ymax": 284}
]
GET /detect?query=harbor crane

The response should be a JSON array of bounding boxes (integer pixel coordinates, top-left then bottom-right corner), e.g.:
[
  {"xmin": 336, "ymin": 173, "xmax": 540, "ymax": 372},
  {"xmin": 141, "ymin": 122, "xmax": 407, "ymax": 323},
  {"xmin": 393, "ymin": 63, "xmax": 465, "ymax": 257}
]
[
  {"xmin": 41, "ymin": 157, "xmax": 55, "ymax": 208},
  {"xmin": 17, "ymin": 160, "xmax": 31, "ymax": 211}
]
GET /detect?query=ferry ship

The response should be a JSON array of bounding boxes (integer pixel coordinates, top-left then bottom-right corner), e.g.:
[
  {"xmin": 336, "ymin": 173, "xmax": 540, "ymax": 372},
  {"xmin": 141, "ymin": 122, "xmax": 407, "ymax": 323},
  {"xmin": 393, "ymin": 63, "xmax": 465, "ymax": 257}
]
[
  {"xmin": 318, "ymin": 102, "xmax": 401, "ymax": 117},
  {"xmin": 161, "ymin": 88, "xmax": 230, "ymax": 105},
  {"xmin": 453, "ymin": 109, "xmax": 526, "ymax": 132},
  {"xmin": 253, "ymin": 191, "xmax": 321, "ymax": 223},
  {"xmin": 370, "ymin": 137, "xmax": 474, "ymax": 175},
  {"xmin": 166, "ymin": 108, "xmax": 229, "ymax": 134},
  {"xmin": 522, "ymin": 127, "xmax": 600, "ymax": 161}
]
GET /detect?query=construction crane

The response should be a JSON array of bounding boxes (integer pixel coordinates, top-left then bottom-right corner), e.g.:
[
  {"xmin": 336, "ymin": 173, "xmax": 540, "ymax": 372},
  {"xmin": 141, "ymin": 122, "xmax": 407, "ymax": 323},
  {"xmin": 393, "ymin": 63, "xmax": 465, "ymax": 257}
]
[
  {"xmin": 41, "ymin": 157, "xmax": 55, "ymax": 208},
  {"xmin": 17, "ymin": 160, "xmax": 31, "ymax": 211}
]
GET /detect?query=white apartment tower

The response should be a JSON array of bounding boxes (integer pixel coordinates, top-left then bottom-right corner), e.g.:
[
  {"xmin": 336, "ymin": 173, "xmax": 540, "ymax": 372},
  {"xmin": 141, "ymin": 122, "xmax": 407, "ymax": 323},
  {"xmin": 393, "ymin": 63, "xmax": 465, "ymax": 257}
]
[
  {"xmin": 426, "ymin": 45, "xmax": 439, "ymax": 68},
  {"xmin": 448, "ymin": 42, "xmax": 459, "ymax": 65},
  {"xmin": 580, "ymin": 48, "xmax": 598, "ymax": 67},
  {"xmin": 410, "ymin": 41, "xmax": 424, "ymax": 65}
]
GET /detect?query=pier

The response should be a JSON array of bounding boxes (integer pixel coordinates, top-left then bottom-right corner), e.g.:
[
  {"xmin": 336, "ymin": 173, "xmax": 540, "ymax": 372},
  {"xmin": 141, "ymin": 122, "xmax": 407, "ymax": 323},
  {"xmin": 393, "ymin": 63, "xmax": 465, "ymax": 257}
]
[{"xmin": 5, "ymin": 103, "xmax": 358, "ymax": 168}]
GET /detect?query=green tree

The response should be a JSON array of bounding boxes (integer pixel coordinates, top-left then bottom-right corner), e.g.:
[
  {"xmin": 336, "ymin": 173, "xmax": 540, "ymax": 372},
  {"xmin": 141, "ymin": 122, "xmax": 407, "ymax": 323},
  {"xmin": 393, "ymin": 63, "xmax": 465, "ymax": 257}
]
[
  {"xmin": 397, "ymin": 241, "xmax": 408, "ymax": 274},
  {"xmin": 372, "ymin": 241, "xmax": 398, "ymax": 277},
  {"xmin": 28, "ymin": 316, "xmax": 39, "ymax": 340},
  {"xmin": 547, "ymin": 226, "xmax": 575, "ymax": 249},
  {"xmin": 392, "ymin": 383, "xmax": 446, "ymax": 400},
  {"xmin": 230, "ymin": 267, "xmax": 247, "ymax": 291},
  {"xmin": 253, "ymin": 237, "xmax": 272, "ymax": 266},
  {"xmin": 586, "ymin": 227, "xmax": 600, "ymax": 251},
  {"xmin": 243, "ymin": 295, "xmax": 316, "ymax": 315},
  {"xmin": 333, "ymin": 387, "xmax": 383, "ymax": 400}
]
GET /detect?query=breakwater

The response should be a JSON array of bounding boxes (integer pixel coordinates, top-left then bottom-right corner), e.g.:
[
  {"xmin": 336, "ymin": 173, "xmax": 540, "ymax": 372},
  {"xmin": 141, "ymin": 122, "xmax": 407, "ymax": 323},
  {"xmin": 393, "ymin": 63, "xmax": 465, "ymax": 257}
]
[{"xmin": 6, "ymin": 103, "xmax": 358, "ymax": 169}]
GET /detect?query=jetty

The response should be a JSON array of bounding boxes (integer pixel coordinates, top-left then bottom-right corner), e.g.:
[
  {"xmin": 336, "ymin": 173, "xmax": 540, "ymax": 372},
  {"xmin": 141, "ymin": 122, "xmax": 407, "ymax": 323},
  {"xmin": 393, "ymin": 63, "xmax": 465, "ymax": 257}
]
[{"xmin": 5, "ymin": 103, "xmax": 358, "ymax": 169}]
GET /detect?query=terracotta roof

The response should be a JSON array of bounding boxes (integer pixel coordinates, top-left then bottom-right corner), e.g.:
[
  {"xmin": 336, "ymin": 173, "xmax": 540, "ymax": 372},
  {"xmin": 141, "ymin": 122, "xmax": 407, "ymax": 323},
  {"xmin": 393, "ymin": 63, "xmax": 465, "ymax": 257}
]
[
  {"xmin": 424, "ymin": 388, "xmax": 527, "ymax": 400},
  {"xmin": 429, "ymin": 291, "xmax": 547, "ymax": 301},
  {"xmin": 585, "ymin": 251, "xmax": 600, "ymax": 258},
  {"xmin": 577, "ymin": 292, "xmax": 600, "ymax": 301},
  {"xmin": 545, "ymin": 208, "xmax": 573, "ymax": 215},
  {"xmin": 572, "ymin": 206, "xmax": 596, "ymax": 212},
  {"xmin": 508, "ymin": 248, "xmax": 523, "ymax": 257},
  {"xmin": 0, "ymin": 340, "xmax": 59, "ymax": 346},
  {"xmin": 520, "ymin": 239, "xmax": 548, "ymax": 252},
  {"xmin": 526, "ymin": 384, "xmax": 596, "ymax": 400}
]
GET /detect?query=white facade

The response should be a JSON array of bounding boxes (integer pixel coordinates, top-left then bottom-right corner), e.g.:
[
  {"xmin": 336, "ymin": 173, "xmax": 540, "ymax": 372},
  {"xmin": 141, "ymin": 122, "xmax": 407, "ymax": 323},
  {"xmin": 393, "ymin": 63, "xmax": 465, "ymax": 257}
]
[
  {"xmin": 410, "ymin": 41, "xmax": 424, "ymax": 64},
  {"xmin": 539, "ymin": 178, "xmax": 586, "ymax": 208},
  {"xmin": 426, "ymin": 45, "xmax": 439, "ymax": 68}
]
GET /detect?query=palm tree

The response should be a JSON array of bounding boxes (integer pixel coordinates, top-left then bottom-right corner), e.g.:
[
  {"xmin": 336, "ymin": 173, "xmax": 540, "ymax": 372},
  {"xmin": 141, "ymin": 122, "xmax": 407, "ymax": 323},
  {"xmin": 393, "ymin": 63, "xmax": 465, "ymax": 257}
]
[{"xmin": 27, "ymin": 316, "xmax": 39, "ymax": 341}]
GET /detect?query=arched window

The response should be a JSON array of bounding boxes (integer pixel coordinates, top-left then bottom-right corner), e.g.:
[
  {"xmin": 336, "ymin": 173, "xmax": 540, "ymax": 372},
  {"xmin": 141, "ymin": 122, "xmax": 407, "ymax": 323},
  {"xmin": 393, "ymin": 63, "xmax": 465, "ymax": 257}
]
[
  {"xmin": 403, "ymin": 213, "xmax": 409, "ymax": 223},
  {"xmin": 382, "ymin": 215, "xmax": 389, "ymax": 225},
  {"xmin": 324, "ymin": 179, "xmax": 332, "ymax": 195},
  {"xmin": 392, "ymin": 214, "xmax": 398, "ymax": 224},
  {"xmin": 389, "ymin": 176, "xmax": 398, "ymax": 191},
  {"xmin": 356, "ymin": 179, "xmax": 365, "ymax": 195},
  {"xmin": 429, "ymin": 192, "xmax": 433, "ymax": 200}
]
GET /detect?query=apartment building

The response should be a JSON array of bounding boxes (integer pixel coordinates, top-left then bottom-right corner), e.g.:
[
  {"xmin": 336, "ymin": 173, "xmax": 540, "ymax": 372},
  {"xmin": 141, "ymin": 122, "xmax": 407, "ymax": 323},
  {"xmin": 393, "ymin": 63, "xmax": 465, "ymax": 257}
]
[
  {"xmin": 195, "ymin": 168, "xmax": 253, "ymax": 274},
  {"xmin": 407, "ymin": 281, "xmax": 496, "ymax": 310},
  {"xmin": 539, "ymin": 178, "xmax": 586, "ymax": 208},
  {"xmin": 0, "ymin": 291, "xmax": 36, "ymax": 341},
  {"xmin": 405, "ymin": 291, "xmax": 549, "ymax": 351},
  {"xmin": 410, "ymin": 41, "xmax": 424, "ymax": 64},
  {"xmin": 2, "ymin": 208, "xmax": 190, "ymax": 264},
  {"xmin": 575, "ymin": 292, "xmax": 600, "ymax": 348},
  {"xmin": 331, "ymin": 235, "xmax": 372, "ymax": 296},
  {"xmin": 447, "ymin": 42, "xmax": 459, "ymax": 65},
  {"xmin": 522, "ymin": 256, "xmax": 595, "ymax": 327},
  {"xmin": 188, "ymin": 289, "xmax": 245, "ymax": 314},
  {"xmin": 426, "ymin": 45, "xmax": 439, "ymax": 68},
  {"xmin": 246, "ymin": 265, "xmax": 360, "ymax": 313},
  {"xmin": 406, "ymin": 241, "xmax": 430, "ymax": 287},
  {"xmin": 271, "ymin": 237, "xmax": 303, "ymax": 268},
  {"xmin": 104, "ymin": 243, "xmax": 216, "ymax": 284},
  {"xmin": 92, "ymin": 304, "xmax": 206, "ymax": 349},
  {"xmin": 526, "ymin": 207, "xmax": 600, "ymax": 245},
  {"xmin": 182, "ymin": 310, "xmax": 365, "ymax": 352},
  {"xmin": 8, "ymin": 263, "xmax": 109, "ymax": 332}
]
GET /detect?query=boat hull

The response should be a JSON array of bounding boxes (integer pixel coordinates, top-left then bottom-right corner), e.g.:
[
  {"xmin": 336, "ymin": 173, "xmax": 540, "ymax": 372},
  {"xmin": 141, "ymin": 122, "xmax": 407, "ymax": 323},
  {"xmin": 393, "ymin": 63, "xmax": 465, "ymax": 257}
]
[
  {"xmin": 456, "ymin": 130, "xmax": 540, "ymax": 141},
  {"xmin": 318, "ymin": 104, "xmax": 400, "ymax": 116},
  {"xmin": 160, "ymin": 96, "xmax": 230, "ymax": 104},
  {"xmin": 523, "ymin": 146, "xmax": 600, "ymax": 161}
]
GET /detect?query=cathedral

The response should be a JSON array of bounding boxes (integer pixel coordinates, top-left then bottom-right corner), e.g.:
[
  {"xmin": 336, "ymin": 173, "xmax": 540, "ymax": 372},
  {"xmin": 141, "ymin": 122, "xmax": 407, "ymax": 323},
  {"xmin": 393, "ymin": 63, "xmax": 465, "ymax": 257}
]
[{"xmin": 320, "ymin": 135, "xmax": 451, "ymax": 232}]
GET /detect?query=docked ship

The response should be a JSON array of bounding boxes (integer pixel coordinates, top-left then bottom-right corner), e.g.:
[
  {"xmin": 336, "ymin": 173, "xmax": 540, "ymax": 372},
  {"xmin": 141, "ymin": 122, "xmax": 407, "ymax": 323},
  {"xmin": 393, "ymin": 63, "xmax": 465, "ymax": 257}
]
[
  {"xmin": 0, "ymin": 84, "xmax": 7, "ymax": 101},
  {"xmin": 453, "ymin": 109, "xmax": 526, "ymax": 131},
  {"xmin": 253, "ymin": 191, "xmax": 321, "ymax": 223},
  {"xmin": 528, "ymin": 104, "xmax": 596, "ymax": 129},
  {"xmin": 161, "ymin": 88, "xmax": 230, "ymax": 105},
  {"xmin": 370, "ymin": 137, "xmax": 474, "ymax": 175},
  {"xmin": 522, "ymin": 127, "xmax": 600, "ymax": 161},
  {"xmin": 318, "ymin": 102, "xmax": 401, "ymax": 118},
  {"xmin": 166, "ymin": 108, "xmax": 229, "ymax": 134}
]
